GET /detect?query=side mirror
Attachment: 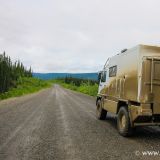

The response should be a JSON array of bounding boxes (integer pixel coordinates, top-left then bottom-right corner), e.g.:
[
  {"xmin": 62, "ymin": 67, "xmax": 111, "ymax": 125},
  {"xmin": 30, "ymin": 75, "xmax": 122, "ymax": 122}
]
[{"xmin": 98, "ymin": 71, "xmax": 102, "ymax": 83}]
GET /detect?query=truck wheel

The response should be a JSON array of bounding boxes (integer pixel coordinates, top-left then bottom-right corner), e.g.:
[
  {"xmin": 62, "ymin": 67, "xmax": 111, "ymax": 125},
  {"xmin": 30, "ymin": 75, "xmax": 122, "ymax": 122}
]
[
  {"xmin": 96, "ymin": 99, "xmax": 107, "ymax": 120},
  {"xmin": 117, "ymin": 107, "xmax": 133, "ymax": 137}
]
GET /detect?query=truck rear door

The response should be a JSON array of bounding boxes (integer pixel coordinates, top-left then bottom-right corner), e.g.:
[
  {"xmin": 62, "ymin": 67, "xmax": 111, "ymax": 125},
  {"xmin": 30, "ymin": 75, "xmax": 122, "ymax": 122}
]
[{"xmin": 142, "ymin": 57, "xmax": 160, "ymax": 114}]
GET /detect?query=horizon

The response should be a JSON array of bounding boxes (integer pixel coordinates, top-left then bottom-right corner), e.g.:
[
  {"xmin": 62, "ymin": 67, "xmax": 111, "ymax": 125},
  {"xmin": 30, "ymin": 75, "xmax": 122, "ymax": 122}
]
[
  {"xmin": 33, "ymin": 72, "xmax": 98, "ymax": 74},
  {"xmin": 33, "ymin": 72, "xmax": 98, "ymax": 80}
]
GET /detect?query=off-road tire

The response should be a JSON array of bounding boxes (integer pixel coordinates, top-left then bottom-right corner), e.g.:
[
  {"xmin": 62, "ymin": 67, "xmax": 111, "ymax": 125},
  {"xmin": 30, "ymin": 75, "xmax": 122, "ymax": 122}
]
[
  {"xmin": 96, "ymin": 99, "xmax": 107, "ymax": 120},
  {"xmin": 117, "ymin": 107, "xmax": 133, "ymax": 137}
]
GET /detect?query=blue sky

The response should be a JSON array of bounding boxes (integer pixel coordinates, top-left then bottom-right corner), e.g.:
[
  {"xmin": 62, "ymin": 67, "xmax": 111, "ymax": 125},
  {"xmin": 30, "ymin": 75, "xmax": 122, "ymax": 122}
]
[{"xmin": 0, "ymin": 0, "xmax": 160, "ymax": 73}]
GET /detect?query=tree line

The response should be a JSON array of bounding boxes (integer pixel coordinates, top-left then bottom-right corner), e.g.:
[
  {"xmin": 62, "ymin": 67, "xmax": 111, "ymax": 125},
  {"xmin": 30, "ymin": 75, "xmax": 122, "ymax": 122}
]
[
  {"xmin": 64, "ymin": 76, "xmax": 98, "ymax": 86},
  {"xmin": 0, "ymin": 52, "xmax": 32, "ymax": 93}
]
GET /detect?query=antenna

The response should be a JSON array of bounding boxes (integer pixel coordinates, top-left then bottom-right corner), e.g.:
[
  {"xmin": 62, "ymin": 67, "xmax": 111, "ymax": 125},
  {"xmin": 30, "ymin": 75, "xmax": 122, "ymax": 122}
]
[
  {"xmin": 104, "ymin": 58, "xmax": 110, "ymax": 69},
  {"xmin": 121, "ymin": 49, "xmax": 127, "ymax": 53}
]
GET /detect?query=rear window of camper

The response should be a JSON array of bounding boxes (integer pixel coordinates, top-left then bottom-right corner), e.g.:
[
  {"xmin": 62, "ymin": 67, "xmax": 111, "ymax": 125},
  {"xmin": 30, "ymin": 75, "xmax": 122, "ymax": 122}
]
[{"xmin": 109, "ymin": 66, "xmax": 117, "ymax": 77}]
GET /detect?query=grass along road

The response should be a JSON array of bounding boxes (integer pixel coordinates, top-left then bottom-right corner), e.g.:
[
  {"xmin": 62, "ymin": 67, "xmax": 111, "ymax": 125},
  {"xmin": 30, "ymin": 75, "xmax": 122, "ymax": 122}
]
[
  {"xmin": 50, "ymin": 79, "xmax": 98, "ymax": 96},
  {"xmin": 0, "ymin": 77, "xmax": 51, "ymax": 100}
]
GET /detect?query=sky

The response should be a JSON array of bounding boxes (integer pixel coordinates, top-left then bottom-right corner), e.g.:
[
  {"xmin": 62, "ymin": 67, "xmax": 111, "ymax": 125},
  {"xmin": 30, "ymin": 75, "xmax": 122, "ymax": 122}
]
[{"xmin": 0, "ymin": 0, "xmax": 160, "ymax": 73}]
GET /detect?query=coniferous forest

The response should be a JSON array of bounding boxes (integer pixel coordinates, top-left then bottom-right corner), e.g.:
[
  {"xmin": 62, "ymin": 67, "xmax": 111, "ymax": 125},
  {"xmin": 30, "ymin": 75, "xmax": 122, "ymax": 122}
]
[{"xmin": 0, "ymin": 52, "xmax": 32, "ymax": 93}]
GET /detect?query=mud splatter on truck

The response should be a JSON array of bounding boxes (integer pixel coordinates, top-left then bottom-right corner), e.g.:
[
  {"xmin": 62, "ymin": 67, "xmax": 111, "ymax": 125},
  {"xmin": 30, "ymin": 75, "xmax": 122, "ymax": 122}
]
[{"xmin": 96, "ymin": 44, "xmax": 160, "ymax": 136}]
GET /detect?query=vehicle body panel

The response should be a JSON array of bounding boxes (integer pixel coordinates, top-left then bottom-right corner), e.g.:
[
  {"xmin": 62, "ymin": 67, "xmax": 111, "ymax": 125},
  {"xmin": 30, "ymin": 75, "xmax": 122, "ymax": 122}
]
[{"xmin": 97, "ymin": 44, "xmax": 160, "ymax": 126}]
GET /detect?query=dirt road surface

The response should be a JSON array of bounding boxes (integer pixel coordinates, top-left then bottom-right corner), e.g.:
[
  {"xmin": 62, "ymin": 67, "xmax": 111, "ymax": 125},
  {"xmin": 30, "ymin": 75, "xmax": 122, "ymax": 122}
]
[{"xmin": 0, "ymin": 85, "xmax": 160, "ymax": 160}]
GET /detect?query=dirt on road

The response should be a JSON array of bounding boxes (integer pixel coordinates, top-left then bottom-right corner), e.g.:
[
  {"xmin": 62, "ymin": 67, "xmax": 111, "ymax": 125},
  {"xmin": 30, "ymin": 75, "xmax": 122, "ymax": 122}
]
[{"xmin": 0, "ymin": 85, "xmax": 160, "ymax": 160}]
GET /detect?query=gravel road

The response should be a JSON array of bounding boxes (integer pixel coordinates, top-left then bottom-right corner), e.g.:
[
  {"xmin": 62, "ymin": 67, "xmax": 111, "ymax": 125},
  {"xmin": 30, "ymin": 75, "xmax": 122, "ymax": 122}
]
[{"xmin": 0, "ymin": 84, "xmax": 160, "ymax": 160}]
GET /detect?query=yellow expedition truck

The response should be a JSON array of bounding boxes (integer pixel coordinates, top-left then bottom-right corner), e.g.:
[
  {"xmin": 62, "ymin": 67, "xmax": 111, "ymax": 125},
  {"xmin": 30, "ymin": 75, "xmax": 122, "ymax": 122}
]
[{"xmin": 96, "ymin": 44, "xmax": 160, "ymax": 136}]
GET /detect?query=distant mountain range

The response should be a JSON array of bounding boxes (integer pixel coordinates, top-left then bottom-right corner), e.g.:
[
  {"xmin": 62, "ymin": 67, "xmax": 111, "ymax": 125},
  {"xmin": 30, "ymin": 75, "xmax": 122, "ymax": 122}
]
[{"xmin": 33, "ymin": 73, "xmax": 98, "ymax": 80}]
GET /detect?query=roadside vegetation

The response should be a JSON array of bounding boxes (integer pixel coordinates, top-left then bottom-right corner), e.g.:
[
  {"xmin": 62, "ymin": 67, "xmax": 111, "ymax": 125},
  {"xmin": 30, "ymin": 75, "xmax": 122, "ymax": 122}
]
[
  {"xmin": 0, "ymin": 52, "xmax": 51, "ymax": 100},
  {"xmin": 0, "ymin": 52, "xmax": 98, "ymax": 99},
  {"xmin": 51, "ymin": 77, "xmax": 98, "ymax": 97},
  {"xmin": 0, "ymin": 77, "xmax": 51, "ymax": 100},
  {"xmin": 0, "ymin": 52, "xmax": 32, "ymax": 93}
]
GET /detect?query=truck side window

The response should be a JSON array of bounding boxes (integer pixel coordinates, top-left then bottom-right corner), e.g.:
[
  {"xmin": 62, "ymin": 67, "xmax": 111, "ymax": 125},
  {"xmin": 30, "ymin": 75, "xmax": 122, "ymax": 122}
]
[
  {"xmin": 101, "ymin": 71, "xmax": 106, "ymax": 82},
  {"xmin": 109, "ymin": 66, "xmax": 117, "ymax": 77}
]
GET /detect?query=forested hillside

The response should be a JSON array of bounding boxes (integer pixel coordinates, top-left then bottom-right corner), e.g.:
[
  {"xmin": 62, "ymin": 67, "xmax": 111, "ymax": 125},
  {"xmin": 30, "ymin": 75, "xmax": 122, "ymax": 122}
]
[
  {"xmin": 0, "ymin": 52, "xmax": 32, "ymax": 93},
  {"xmin": 33, "ymin": 72, "xmax": 98, "ymax": 80}
]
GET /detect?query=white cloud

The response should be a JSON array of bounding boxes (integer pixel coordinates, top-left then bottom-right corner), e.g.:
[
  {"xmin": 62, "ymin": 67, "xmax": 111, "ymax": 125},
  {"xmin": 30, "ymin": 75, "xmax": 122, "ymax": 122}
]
[{"xmin": 0, "ymin": 0, "xmax": 160, "ymax": 73}]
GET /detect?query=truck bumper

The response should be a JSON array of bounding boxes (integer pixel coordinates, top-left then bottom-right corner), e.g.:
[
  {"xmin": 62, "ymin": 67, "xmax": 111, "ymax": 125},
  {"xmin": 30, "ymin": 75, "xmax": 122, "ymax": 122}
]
[
  {"xmin": 134, "ymin": 122, "xmax": 160, "ymax": 126},
  {"xmin": 129, "ymin": 104, "xmax": 160, "ymax": 126}
]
